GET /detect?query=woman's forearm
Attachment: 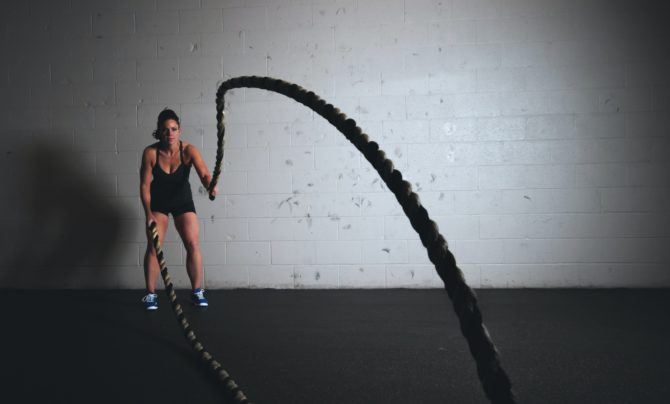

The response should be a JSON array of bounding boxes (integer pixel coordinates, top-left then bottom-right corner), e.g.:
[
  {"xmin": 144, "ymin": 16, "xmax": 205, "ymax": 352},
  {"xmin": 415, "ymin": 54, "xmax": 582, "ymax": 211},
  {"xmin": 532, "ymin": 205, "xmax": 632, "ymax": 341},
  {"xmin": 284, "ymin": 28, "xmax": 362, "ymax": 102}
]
[
  {"xmin": 200, "ymin": 173, "xmax": 212, "ymax": 189},
  {"xmin": 140, "ymin": 185, "xmax": 152, "ymax": 216}
]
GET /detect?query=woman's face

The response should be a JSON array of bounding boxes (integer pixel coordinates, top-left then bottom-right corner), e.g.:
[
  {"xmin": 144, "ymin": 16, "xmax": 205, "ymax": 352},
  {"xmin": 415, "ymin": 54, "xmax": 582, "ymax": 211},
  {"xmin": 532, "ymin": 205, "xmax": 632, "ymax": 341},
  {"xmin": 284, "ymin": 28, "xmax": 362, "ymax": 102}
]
[{"xmin": 160, "ymin": 119, "xmax": 180, "ymax": 145}]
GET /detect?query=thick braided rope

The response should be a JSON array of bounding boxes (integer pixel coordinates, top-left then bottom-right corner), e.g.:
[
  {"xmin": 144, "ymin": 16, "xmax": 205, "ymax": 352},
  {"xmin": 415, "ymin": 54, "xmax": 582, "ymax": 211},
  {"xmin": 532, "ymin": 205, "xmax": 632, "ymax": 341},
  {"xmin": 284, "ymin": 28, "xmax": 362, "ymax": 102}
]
[
  {"xmin": 208, "ymin": 76, "xmax": 517, "ymax": 404},
  {"xmin": 149, "ymin": 222, "xmax": 250, "ymax": 403}
]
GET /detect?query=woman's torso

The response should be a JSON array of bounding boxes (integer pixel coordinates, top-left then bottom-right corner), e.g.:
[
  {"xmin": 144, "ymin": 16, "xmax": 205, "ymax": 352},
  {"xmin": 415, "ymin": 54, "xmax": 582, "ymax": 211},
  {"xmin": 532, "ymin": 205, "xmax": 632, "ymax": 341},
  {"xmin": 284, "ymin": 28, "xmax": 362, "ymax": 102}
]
[{"xmin": 150, "ymin": 141, "xmax": 193, "ymax": 208}]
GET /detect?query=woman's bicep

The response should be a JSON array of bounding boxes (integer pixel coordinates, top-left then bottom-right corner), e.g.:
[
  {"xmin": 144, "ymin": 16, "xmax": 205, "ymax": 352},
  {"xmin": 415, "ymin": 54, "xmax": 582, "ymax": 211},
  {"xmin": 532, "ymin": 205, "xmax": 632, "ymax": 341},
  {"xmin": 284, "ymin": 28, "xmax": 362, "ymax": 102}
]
[
  {"xmin": 139, "ymin": 149, "xmax": 153, "ymax": 187},
  {"xmin": 189, "ymin": 146, "xmax": 210, "ymax": 178}
]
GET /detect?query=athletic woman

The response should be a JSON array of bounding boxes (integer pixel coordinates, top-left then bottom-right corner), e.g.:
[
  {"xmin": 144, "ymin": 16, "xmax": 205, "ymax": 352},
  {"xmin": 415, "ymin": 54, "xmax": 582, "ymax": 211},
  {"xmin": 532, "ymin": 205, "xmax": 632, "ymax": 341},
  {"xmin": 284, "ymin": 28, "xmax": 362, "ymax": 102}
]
[{"xmin": 139, "ymin": 109, "xmax": 217, "ymax": 310}]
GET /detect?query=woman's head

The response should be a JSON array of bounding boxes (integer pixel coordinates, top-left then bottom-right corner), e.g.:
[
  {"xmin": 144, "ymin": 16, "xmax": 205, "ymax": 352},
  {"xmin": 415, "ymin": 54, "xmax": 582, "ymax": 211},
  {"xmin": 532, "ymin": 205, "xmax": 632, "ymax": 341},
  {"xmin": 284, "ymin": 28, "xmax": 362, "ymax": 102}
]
[{"xmin": 152, "ymin": 108, "xmax": 181, "ymax": 143}]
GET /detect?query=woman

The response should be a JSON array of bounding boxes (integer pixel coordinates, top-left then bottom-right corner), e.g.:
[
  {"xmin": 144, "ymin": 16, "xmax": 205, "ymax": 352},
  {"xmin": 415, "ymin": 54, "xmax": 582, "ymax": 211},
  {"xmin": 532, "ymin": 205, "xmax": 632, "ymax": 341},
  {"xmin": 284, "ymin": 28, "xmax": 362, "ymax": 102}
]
[{"xmin": 139, "ymin": 108, "xmax": 217, "ymax": 310}]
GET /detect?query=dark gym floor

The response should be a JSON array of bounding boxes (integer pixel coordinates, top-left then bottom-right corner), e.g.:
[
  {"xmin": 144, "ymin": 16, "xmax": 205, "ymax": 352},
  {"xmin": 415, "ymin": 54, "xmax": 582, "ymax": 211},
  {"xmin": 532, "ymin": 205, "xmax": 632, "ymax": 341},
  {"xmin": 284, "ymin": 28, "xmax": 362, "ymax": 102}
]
[{"xmin": 0, "ymin": 288, "xmax": 668, "ymax": 403}]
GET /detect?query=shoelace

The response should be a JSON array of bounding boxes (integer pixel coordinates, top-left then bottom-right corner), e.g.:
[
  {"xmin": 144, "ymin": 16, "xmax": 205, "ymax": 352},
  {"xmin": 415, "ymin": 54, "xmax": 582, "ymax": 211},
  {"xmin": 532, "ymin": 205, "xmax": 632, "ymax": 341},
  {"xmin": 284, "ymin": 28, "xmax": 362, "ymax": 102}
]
[
  {"xmin": 142, "ymin": 294, "xmax": 157, "ymax": 303},
  {"xmin": 194, "ymin": 289, "xmax": 205, "ymax": 299}
]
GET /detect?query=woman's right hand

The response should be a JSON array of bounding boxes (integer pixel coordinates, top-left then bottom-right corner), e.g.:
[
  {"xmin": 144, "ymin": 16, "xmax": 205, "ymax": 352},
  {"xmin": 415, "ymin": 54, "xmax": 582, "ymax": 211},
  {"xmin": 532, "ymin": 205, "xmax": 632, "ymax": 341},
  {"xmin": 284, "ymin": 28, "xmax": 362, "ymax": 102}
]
[{"xmin": 146, "ymin": 214, "xmax": 157, "ymax": 229}]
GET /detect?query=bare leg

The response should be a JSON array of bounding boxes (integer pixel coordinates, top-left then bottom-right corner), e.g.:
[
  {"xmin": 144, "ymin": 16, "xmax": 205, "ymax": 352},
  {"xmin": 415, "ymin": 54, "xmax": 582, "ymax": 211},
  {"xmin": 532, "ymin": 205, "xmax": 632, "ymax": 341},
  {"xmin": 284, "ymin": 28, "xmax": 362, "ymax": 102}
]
[
  {"xmin": 174, "ymin": 211, "xmax": 203, "ymax": 290},
  {"xmin": 143, "ymin": 212, "xmax": 169, "ymax": 293}
]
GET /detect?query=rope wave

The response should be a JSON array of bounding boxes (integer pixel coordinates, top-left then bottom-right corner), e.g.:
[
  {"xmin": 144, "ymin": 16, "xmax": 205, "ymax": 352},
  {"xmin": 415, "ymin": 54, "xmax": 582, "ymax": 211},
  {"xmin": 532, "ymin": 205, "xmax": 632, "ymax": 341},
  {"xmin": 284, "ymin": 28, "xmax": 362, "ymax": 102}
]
[{"xmin": 153, "ymin": 75, "xmax": 516, "ymax": 404}]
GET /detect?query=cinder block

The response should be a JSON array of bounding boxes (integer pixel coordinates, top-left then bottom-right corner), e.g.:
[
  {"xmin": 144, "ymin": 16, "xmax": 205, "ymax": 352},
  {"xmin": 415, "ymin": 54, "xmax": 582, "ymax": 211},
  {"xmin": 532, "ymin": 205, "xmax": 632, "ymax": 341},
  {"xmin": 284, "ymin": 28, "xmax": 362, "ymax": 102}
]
[
  {"xmin": 548, "ymin": 238, "xmax": 605, "ymax": 263},
  {"xmin": 158, "ymin": 34, "xmax": 202, "ymax": 58},
  {"xmin": 430, "ymin": 117, "xmax": 479, "ymax": 142},
  {"xmin": 292, "ymin": 170, "xmax": 338, "ymax": 194},
  {"xmin": 293, "ymin": 217, "xmax": 339, "ymax": 240},
  {"xmin": 405, "ymin": 0, "xmax": 451, "ymax": 23},
  {"xmin": 386, "ymin": 265, "xmax": 443, "ymax": 288},
  {"xmin": 316, "ymin": 240, "xmax": 361, "ymax": 264},
  {"xmin": 381, "ymin": 70, "xmax": 431, "ymax": 96},
  {"xmin": 51, "ymin": 58, "xmax": 93, "ymax": 84},
  {"xmin": 136, "ymin": 11, "xmax": 179, "ymax": 35},
  {"xmin": 475, "ymin": 18, "xmax": 528, "ymax": 43},
  {"xmin": 315, "ymin": 146, "xmax": 360, "ymax": 170},
  {"xmin": 452, "ymin": 0, "xmax": 502, "ymax": 19},
  {"xmin": 247, "ymin": 171, "xmax": 292, "ymax": 194},
  {"xmin": 96, "ymin": 151, "xmax": 139, "ymax": 174},
  {"xmin": 222, "ymin": 147, "xmax": 269, "ymax": 171},
  {"xmin": 247, "ymin": 123, "xmax": 291, "ymax": 147},
  {"xmin": 201, "ymin": 32, "xmax": 244, "ymax": 56},
  {"xmin": 272, "ymin": 241, "xmax": 316, "ymax": 264},
  {"xmin": 627, "ymin": 162, "xmax": 670, "ymax": 187},
  {"xmin": 95, "ymin": 105, "xmax": 138, "ymax": 128},
  {"xmin": 299, "ymin": 193, "xmax": 363, "ymax": 218},
  {"xmin": 294, "ymin": 265, "xmax": 339, "ymax": 288},
  {"xmin": 526, "ymin": 114, "xmax": 576, "ymax": 140},
  {"xmin": 270, "ymin": 146, "xmax": 315, "ymax": 170},
  {"xmin": 223, "ymin": 6, "xmax": 267, "ymax": 31},
  {"xmin": 479, "ymin": 164, "xmax": 575, "ymax": 189},
  {"xmin": 337, "ymin": 166, "xmax": 389, "ymax": 193},
  {"xmin": 549, "ymin": 138, "xmax": 652, "ymax": 164},
  {"xmin": 205, "ymin": 265, "xmax": 249, "ymax": 289},
  {"xmin": 51, "ymin": 106, "xmax": 96, "ymax": 129},
  {"xmin": 226, "ymin": 241, "xmax": 270, "ymax": 264},
  {"xmin": 200, "ymin": 242, "xmax": 227, "ymax": 265},
  {"xmin": 225, "ymin": 193, "xmax": 294, "ymax": 218},
  {"xmin": 500, "ymin": 41, "xmax": 552, "ymax": 68},
  {"xmin": 267, "ymin": 1, "xmax": 313, "ymax": 30},
  {"xmin": 180, "ymin": 57, "xmax": 224, "ymax": 81},
  {"xmin": 93, "ymin": 12, "xmax": 134, "ymax": 36},
  {"xmin": 333, "ymin": 71, "xmax": 381, "ymax": 97},
  {"xmin": 74, "ymin": 128, "xmax": 116, "ymax": 152},
  {"xmin": 337, "ymin": 216, "xmax": 384, "ymax": 240},
  {"xmin": 138, "ymin": 59, "xmax": 179, "ymax": 81},
  {"xmin": 268, "ymin": 50, "xmax": 313, "ymax": 79},
  {"xmin": 477, "ymin": 67, "xmax": 526, "ymax": 92},
  {"xmin": 179, "ymin": 9, "xmax": 223, "ymax": 33},
  {"xmin": 356, "ymin": 95, "xmax": 406, "ymax": 120},
  {"xmin": 249, "ymin": 265, "xmax": 295, "ymax": 288},
  {"xmin": 601, "ymin": 187, "xmax": 670, "ymax": 213},
  {"xmin": 249, "ymin": 218, "xmax": 294, "ymax": 241},
  {"xmin": 118, "ymin": 174, "xmax": 139, "ymax": 197},
  {"xmin": 114, "ymin": 196, "xmax": 142, "ymax": 219},
  {"xmin": 157, "ymin": 0, "xmax": 200, "ymax": 10},
  {"xmin": 93, "ymin": 60, "xmax": 136, "ymax": 82},
  {"xmin": 355, "ymin": 0, "xmax": 403, "ymax": 25},
  {"xmin": 72, "ymin": 83, "xmax": 115, "ymax": 107},
  {"xmin": 362, "ymin": 239, "xmax": 408, "ymax": 264},
  {"xmin": 204, "ymin": 218, "xmax": 248, "ymax": 241},
  {"xmin": 339, "ymin": 265, "xmax": 386, "ymax": 288}
]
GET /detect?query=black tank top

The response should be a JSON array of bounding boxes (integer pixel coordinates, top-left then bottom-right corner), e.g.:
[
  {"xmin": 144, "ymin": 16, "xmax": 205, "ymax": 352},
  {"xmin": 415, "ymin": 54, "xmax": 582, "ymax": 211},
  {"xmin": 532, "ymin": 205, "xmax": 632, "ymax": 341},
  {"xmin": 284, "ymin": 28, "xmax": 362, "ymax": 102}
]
[{"xmin": 150, "ymin": 141, "xmax": 193, "ymax": 209}]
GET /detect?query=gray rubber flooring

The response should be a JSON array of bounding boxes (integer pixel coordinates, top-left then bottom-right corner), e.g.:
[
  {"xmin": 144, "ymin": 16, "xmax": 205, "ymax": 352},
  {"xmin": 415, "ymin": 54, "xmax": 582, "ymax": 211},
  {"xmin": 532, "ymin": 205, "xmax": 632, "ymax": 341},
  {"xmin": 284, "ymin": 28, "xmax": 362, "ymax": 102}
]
[{"xmin": 0, "ymin": 289, "xmax": 668, "ymax": 403}]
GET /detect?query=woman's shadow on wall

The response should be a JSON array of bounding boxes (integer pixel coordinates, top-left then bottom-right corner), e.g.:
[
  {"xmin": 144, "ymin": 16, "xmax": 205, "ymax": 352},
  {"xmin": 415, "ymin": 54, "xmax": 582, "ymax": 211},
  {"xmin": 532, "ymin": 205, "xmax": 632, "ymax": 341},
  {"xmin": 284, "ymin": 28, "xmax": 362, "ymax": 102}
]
[{"xmin": 0, "ymin": 138, "xmax": 130, "ymax": 289}]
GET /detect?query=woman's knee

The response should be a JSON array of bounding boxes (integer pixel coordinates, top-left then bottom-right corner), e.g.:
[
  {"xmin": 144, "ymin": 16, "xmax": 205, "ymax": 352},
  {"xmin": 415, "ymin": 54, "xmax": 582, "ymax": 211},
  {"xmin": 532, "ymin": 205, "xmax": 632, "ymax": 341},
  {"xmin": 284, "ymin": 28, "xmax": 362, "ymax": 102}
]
[
  {"xmin": 184, "ymin": 239, "xmax": 200, "ymax": 254},
  {"xmin": 145, "ymin": 243, "xmax": 157, "ymax": 256}
]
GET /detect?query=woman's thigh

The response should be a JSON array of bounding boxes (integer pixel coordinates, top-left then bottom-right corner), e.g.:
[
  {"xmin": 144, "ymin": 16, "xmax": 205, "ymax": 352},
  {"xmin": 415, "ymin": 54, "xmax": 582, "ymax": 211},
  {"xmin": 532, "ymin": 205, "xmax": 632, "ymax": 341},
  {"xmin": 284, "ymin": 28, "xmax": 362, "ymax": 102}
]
[{"xmin": 174, "ymin": 212, "xmax": 200, "ymax": 248}]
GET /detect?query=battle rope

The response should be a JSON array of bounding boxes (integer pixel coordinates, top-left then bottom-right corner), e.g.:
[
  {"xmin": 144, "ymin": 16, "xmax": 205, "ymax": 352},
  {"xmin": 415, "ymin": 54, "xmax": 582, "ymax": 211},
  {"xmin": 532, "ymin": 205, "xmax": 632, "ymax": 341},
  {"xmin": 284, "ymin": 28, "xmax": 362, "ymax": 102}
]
[
  {"xmin": 207, "ymin": 76, "xmax": 517, "ymax": 404},
  {"xmin": 148, "ymin": 222, "xmax": 250, "ymax": 403}
]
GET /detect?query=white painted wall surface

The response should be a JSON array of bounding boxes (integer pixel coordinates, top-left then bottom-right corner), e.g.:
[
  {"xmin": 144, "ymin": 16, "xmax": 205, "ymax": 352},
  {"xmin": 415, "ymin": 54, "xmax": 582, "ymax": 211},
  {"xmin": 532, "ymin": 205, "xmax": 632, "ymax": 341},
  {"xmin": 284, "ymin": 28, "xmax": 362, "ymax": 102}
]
[{"xmin": 0, "ymin": 0, "xmax": 669, "ymax": 288}]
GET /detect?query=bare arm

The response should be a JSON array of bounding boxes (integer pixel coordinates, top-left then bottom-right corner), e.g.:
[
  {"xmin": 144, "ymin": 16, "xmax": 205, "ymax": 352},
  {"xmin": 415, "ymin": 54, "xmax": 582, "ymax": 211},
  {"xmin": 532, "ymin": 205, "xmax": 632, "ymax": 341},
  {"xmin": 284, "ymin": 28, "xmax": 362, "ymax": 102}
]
[
  {"xmin": 140, "ymin": 146, "xmax": 155, "ymax": 223},
  {"xmin": 187, "ymin": 144, "xmax": 218, "ymax": 196}
]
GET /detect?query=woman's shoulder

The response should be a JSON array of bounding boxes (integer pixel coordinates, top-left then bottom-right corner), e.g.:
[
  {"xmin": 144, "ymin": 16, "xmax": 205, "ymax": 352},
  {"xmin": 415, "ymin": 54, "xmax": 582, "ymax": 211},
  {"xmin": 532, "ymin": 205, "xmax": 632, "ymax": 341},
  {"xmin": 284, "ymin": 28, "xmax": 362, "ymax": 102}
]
[
  {"xmin": 181, "ymin": 141, "xmax": 201, "ymax": 157},
  {"xmin": 142, "ymin": 143, "xmax": 160, "ymax": 161}
]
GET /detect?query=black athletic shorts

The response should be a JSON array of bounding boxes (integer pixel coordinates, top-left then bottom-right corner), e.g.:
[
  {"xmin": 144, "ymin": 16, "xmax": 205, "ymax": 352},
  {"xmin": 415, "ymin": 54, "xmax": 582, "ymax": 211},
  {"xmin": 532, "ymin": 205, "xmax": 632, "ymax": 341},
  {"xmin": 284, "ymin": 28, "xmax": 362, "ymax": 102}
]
[{"xmin": 151, "ymin": 199, "xmax": 196, "ymax": 217}]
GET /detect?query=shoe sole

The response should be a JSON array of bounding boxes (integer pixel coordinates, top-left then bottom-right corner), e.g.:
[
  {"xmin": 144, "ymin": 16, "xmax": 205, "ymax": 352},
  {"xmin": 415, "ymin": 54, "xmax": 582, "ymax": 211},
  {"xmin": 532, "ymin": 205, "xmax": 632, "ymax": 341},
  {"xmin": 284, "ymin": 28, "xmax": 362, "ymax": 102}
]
[
  {"xmin": 192, "ymin": 301, "xmax": 209, "ymax": 307},
  {"xmin": 146, "ymin": 306, "xmax": 158, "ymax": 311}
]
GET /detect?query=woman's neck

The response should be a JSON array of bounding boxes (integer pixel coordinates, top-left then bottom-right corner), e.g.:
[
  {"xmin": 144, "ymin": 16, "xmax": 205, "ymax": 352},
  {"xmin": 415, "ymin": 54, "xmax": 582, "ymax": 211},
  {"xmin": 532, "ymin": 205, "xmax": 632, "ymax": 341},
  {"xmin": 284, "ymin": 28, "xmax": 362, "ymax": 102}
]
[{"xmin": 158, "ymin": 140, "xmax": 179, "ymax": 154}]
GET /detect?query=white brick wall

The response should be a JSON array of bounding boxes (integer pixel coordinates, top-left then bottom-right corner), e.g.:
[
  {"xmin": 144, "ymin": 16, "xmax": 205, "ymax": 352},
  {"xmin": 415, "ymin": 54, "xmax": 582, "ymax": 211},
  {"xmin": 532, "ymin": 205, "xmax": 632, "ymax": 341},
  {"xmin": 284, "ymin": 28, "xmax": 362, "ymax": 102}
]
[{"xmin": 1, "ymin": 0, "xmax": 668, "ymax": 289}]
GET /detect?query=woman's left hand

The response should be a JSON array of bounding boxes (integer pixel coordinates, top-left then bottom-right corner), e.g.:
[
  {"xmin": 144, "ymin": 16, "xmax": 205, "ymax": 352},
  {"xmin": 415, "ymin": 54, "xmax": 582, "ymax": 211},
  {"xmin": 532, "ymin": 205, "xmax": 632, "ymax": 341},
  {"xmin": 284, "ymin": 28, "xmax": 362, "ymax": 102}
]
[{"xmin": 209, "ymin": 185, "xmax": 218, "ymax": 197}]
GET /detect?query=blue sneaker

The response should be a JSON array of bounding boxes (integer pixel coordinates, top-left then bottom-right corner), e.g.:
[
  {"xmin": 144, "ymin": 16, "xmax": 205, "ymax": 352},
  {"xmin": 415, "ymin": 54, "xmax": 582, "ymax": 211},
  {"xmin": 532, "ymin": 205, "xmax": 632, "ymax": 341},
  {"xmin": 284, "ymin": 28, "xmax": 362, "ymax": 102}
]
[
  {"xmin": 142, "ymin": 293, "xmax": 158, "ymax": 310},
  {"xmin": 191, "ymin": 288, "xmax": 209, "ymax": 307}
]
